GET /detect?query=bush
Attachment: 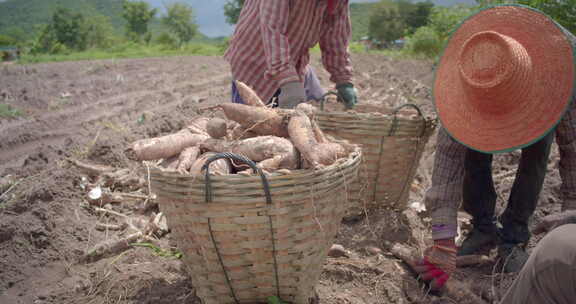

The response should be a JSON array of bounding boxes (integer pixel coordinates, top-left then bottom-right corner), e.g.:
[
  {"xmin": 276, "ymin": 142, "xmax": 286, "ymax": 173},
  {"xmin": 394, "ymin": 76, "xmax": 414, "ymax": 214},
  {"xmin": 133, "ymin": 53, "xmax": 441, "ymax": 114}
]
[
  {"xmin": 218, "ymin": 36, "xmax": 230, "ymax": 53},
  {"xmin": 348, "ymin": 42, "xmax": 367, "ymax": 54},
  {"xmin": 184, "ymin": 43, "xmax": 223, "ymax": 56},
  {"xmin": 428, "ymin": 6, "xmax": 474, "ymax": 41},
  {"xmin": 156, "ymin": 32, "xmax": 178, "ymax": 50},
  {"xmin": 0, "ymin": 104, "xmax": 23, "ymax": 118},
  {"xmin": 108, "ymin": 41, "xmax": 141, "ymax": 53},
  {"xmin": 404, "ymin": 26, "xmax": 443, "ymax": 58},
  {"xmin": 0, "ymin": 34, "xmax": 16, "ymax": 47}
]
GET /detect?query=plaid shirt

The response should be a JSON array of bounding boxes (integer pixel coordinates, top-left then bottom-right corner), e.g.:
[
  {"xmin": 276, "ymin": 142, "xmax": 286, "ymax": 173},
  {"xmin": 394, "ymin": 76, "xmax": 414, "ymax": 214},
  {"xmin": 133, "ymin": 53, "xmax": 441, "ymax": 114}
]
[
  {"xmin": 427, "ymin": 98, "xmax": 576, "ymax": 240},
  {"xmin": 224, "ymin": 0, "xmax": 353, "ymax": 103}
]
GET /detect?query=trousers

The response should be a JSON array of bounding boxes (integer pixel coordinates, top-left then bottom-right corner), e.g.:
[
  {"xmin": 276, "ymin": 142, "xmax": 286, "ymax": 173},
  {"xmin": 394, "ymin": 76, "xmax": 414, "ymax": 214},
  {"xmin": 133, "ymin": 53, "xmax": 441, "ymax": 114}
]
[{"xmin": 462, "ymin": 131, "xmax": 554, "ymax": 244}]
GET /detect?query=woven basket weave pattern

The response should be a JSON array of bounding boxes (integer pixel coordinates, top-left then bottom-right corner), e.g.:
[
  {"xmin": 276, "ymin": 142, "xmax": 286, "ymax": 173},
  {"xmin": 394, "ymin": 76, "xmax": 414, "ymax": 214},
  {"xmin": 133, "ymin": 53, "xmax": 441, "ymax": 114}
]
[
  {"xmin": 151, "ymin": 149, "xmax": 361, "ymax": 304},
  {"xmin": 315, "ymin": 107, "xmax": 435, "ymax": 211}
]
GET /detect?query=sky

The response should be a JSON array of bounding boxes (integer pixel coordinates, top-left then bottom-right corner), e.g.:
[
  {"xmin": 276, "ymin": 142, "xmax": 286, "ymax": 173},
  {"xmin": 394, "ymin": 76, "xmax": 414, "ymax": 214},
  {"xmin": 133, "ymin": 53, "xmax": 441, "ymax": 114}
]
[{"xmin": 148, "ymin": 0, "xmax": 476, "ymax": 38}]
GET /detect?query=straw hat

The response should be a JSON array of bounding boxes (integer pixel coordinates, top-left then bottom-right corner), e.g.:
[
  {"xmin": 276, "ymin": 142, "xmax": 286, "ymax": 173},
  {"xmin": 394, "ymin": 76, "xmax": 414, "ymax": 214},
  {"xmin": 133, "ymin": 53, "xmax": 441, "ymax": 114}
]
[{"xmin": 434, "ymin": 5, "xmax": 575, "ymax": 153}]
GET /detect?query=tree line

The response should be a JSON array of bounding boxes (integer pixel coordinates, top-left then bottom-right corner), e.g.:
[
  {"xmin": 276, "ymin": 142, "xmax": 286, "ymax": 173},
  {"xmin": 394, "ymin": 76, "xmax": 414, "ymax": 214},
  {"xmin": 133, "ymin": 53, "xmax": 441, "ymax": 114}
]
[
  {"xmin": 0, "ymin": 0, "xmax": 199, "ymax": 55},
  {"xmin": 222, "ymin": 0, "xmax": 575, "ymax": 59}
]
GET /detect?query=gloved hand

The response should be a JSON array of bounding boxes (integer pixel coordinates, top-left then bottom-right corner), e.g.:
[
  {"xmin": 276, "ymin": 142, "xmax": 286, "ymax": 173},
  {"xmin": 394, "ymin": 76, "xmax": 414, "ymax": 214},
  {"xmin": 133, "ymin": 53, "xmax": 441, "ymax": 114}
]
[
  {"xmin": 336, "ymin": 82, "xmax": 358, "ymax": 109},
  {"xmin": 533, "ymin": 210, "xmax": 576, "ymax": 235},
  {"xmin": 413, "ymin": 238, "xmax": 457, "ymax": 291},
  {"xmin": 278, "ymin": 81, "xmax": 306, "ymax": 109}
]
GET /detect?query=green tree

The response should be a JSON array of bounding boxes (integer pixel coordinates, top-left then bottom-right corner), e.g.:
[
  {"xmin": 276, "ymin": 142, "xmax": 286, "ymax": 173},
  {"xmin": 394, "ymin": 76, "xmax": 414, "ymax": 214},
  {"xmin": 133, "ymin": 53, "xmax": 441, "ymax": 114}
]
[
  {"xmin": 2, "ymin": 27, "xmax": 27, "ymax": 45},
  {"xmin": 156, "ymin": 32, "xmax": 178, "ymax": 49},
  {"xmin": 52, "ymin": 8, "xmax": 88, "ymax": 50},
  {"xmin": 223, "ymin": 0, "xmax": 245, "ymax": 25},
  {"xmin": 369, "ymin": 2, "xmax": 406, "ymax": 46},
  {"xmin": 404, "ymin": 5, "xmax": 473, "ymax": 58},
  {"xmin": 0, "ymin": 35, "xmax": 17, "ymax": 47},
  {"xmin": 33, "ymin": 24, "xmax": 65, "ymax": 54},
  {"xmin": 162, "ymin": 3, "xmax": 198, "ymax": 47},
  {"xmin": 476, "ymin": 0, "xmax": 576, "ymax": 34},
  {"xmin": 84, "ymin": 15, "xmax": 115, "ymax": 49},
  {"xmin": 428, "ymin": 5, "xmax": 474, "ymax": 41},
  {"xmin": 122, "ymin": 0, "xmax": 157, "ymax": 42},
  {"xmin": 405, "ymin": 26, "xmax": 442, "ymax": 58},
  {"xmin": 33, "ymin": 8, "xmax": 89, "ymax": 53},
  {"xmin": 368, "ymin": 0, "xmax": 434, "ymax": 44},
  {"xmin": 405, "ymin": 1, "xmax": 434, "ymax": 32}
]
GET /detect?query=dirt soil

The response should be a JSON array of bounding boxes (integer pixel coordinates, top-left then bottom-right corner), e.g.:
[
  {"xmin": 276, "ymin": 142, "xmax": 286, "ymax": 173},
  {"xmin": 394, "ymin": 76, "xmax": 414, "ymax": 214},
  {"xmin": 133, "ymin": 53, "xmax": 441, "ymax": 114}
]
[{"xmin": 0, "ymin": 53, "xmax": 564, "ymax": 304}]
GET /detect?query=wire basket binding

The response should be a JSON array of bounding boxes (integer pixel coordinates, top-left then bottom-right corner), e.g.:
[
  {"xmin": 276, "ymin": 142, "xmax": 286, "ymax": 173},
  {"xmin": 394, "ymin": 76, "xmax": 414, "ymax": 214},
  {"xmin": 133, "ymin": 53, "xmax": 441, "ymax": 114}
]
[
  {"xmin": 315, "ymin": 92, "xmax": 437, "ymax": 213},
  {"xmin": 150, "ymin": 148, "xmax": 361, "ymax": 304}
]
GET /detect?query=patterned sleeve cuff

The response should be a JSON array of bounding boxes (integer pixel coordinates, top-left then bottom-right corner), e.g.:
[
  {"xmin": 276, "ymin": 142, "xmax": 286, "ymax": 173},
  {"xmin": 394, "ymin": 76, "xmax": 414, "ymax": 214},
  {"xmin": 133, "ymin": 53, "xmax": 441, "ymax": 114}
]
[{"xmin": 432, "ymin": 224, "xmax": 458, "ymax": 240}]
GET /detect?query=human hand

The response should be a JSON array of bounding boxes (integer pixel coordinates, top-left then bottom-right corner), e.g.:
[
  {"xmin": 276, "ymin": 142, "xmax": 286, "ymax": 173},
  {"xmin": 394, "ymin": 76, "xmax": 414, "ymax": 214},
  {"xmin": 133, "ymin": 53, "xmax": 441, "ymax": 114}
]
[
  {"xmin": 336, "ymin": 82, "xmax": 357, "ymax": 109},
  {"xmin": 278, "ymin": 82, "xmax": 306, "ymax": 109},
  {"xmin": 413, "ymin": 238, "xmax": 457, "ymax": 291},
  {"xmin": 533, "ymin": 210, "xmax": 576, "ymax": 235}
]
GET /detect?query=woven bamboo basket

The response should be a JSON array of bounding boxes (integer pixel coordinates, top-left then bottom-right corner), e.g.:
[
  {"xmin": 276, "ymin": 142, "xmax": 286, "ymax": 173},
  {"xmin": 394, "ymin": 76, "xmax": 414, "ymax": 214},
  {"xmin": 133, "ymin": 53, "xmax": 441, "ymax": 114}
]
[
  {"xmin": 150, "ymin": 149, "xmax": 361, "ymax": 304},
  {"xmin": 315, "ymin": 97, "xmax": 436, "ymax": 212}
]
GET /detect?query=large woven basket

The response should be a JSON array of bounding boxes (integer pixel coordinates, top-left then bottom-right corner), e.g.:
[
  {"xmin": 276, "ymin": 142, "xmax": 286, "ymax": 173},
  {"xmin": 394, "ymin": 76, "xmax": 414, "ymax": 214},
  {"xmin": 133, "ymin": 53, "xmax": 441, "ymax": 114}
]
[
  {"xmin": 315, "ymin": 99, "xmax": 436, "ymax": 212},
  {"xmin": 150, "ymin": 149, "xmax": 361, "ymax": 304}
]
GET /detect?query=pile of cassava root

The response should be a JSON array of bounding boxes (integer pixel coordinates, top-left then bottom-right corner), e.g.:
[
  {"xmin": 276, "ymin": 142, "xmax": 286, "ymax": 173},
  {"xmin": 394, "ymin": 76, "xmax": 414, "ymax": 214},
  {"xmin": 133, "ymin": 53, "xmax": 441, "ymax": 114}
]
[{"xmin": 126, "ymin": 81, "xmax": 356, "ymax": 176}]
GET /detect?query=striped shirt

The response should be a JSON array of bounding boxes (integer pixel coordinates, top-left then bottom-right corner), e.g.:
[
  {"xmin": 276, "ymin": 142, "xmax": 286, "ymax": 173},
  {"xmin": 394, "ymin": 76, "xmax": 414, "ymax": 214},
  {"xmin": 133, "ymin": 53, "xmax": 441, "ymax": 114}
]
[
  {"xmin": 224, "ymin": 0, "xmax": 354, "ymax": 103},
  {"xmin": 427, "ymin": 98, "xmax": 576, "ymax": 240}
]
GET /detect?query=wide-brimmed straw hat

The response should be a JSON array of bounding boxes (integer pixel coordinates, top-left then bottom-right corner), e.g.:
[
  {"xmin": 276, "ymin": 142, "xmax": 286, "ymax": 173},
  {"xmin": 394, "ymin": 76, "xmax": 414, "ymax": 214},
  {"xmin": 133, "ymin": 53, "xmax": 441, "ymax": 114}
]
[{"xmin": 434, "ymin": 5, "xmax": 575, "ymax": 153}]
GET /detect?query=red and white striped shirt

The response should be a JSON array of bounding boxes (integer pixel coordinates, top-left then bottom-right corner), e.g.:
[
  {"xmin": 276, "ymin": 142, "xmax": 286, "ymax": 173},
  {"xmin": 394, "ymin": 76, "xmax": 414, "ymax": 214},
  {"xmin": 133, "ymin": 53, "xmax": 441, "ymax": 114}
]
[{"xmin": 224, "ymin": 0, "xmax": 354, "ymax": 103}]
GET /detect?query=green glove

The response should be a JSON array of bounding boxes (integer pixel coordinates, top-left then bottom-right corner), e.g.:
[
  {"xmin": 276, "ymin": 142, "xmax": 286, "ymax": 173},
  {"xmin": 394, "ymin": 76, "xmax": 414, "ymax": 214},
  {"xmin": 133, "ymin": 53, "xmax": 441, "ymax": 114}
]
[{"xmin": 336, "ymin": 82, "xmax": 357, "ymax": 109}]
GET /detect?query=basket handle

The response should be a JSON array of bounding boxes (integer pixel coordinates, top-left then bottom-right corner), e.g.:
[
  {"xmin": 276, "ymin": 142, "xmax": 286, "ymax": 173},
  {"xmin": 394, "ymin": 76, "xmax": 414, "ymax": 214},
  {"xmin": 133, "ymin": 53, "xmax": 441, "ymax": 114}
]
[
  {"xmin": 201, "ymin": 152, "xmax": 281, "ymax": 302},
  {"xmin": 389, "ymin": 103, "xmax": 427, "ymax": 137},
  {"xmin": 319, "ymin": 91, "xmax": 343, "ymax": 111},
  {"xmin": 202, "ymin": 152, "xmax": 272, "ymax": 204}
]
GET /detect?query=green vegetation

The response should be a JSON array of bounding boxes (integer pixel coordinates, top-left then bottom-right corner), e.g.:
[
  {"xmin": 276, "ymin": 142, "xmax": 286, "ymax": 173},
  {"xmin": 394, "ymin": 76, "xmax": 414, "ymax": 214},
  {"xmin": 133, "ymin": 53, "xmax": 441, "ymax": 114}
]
[
  {"xmin": 404, "ymin": 4, "xmax": 474, "ymax": 58},
  {"xmin": 350, "ymin": 3, "xmax": 376, "ymax": 41},
  {"xmin": 0, "ymin": 0, "xmax": 125, "ymax": 41},
  {"xmin": 131, "ymin": 242, "xmax": 183, "ymax": 259},
  {"xmin": 0, "ymin": 0, "xmax": 229, "ymax": 64},
  {"xmin": 122, "ymin": 0, "xmax": 157, "ymax": 43},
  {"xmin": 1, "ymin": 0, "xmax": 574, "ymax": 64},
  {"xmin": 0, "ymin": 104, "xmax": 24, "ymax": 118},
  {"xmin": 20, "ymin": 42, "xmax": 224, "ymax": 64},
  {"xmin": 162, "ymin": 3, "xmax": 198, "ymax": 47},
  {"xmin": 367, "ymin": 0, "xmax": 434, "ymax": 47},
  {"xmin": 224, "ymin": 0, "xmax": 245, "ymax": 25},
  {"xmin": 267, "ymin": 296, "xmax": 288, "ymax": 304},
  {"xmin": 476, "ymin": 0, "xmax": 576, "ymax": 34}
]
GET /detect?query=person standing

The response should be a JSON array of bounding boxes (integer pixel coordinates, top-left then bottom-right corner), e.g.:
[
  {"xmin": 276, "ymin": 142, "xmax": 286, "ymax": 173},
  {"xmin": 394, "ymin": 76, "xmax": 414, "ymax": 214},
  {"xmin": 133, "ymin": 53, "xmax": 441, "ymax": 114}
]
[{"xmin": 225, "ymin": 0, "xmax": 358, "ymax": 109}]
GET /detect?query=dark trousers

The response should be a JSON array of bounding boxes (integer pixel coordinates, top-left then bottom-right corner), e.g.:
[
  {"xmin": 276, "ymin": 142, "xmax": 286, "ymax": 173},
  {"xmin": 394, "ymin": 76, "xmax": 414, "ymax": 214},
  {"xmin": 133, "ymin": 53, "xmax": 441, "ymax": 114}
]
[{"xmin": 462, "ymin": 131, "xmax": 554, "ymax": 244}]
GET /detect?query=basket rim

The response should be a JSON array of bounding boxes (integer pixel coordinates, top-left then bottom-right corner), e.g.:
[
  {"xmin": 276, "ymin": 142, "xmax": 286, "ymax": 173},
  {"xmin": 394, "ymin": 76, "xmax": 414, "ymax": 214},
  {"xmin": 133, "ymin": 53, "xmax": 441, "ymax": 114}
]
[{"xmin": 149, "ymin": 146, "xmax": 362, "ymax": 181}]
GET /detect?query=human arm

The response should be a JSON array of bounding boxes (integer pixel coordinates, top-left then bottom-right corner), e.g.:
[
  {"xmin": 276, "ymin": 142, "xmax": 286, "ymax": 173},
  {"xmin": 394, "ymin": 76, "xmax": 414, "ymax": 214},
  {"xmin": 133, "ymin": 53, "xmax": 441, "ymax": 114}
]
[
  {"xmin": 414, "ymin": 127, "xmax": 466, "ymax": 290},
  {"xmin": 319, "ymin": 1, "xmax": 355, "ymax": 108},
  {"xmin": 426, "ymin": 128, "xmax": 467, "ymax": 240}
]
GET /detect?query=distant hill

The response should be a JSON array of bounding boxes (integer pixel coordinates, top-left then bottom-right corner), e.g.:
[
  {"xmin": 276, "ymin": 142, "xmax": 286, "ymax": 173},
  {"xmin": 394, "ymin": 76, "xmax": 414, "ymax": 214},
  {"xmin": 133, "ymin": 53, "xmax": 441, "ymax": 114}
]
[{"xmin": 0, "ymin": 0, "xmax": 125, "ymax": 39}]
